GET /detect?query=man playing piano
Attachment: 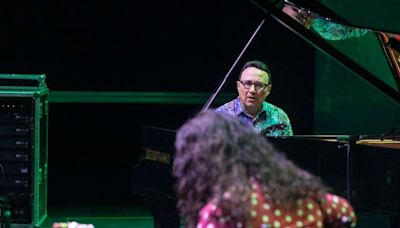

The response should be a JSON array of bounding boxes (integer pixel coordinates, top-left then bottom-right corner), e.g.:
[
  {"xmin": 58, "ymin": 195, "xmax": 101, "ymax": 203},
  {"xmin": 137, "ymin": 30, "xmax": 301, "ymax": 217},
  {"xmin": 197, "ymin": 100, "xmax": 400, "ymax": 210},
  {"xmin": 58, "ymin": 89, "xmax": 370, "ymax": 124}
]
[{"xmin": 216, "ymin": 60, "xmax": 293, "ymax": 136}]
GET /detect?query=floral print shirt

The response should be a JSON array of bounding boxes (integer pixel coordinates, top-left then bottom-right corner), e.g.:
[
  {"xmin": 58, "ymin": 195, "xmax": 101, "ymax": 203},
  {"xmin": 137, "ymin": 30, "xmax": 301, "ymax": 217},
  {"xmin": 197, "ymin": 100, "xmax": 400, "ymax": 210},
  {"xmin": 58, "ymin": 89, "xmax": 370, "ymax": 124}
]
[{"xmin": 216, "ymin": 97, "xmax": 293, "ymax": 136}]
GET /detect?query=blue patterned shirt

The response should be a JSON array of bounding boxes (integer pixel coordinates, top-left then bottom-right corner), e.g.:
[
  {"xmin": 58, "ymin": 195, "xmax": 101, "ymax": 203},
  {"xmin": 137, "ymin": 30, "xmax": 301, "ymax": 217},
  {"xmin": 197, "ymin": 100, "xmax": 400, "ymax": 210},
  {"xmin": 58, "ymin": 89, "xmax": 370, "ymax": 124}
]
[{"xmin": 215, "ymin": 97, "xmax": 293, "ymax": 136}]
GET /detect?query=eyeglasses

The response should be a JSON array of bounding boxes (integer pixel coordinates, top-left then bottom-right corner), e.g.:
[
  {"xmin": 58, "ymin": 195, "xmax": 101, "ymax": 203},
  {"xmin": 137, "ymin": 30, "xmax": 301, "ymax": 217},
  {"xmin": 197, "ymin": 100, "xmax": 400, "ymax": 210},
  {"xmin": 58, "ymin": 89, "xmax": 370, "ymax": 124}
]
[{"xmin": 238, "ymin": 80, "xmax": 268, "ymax": 91}]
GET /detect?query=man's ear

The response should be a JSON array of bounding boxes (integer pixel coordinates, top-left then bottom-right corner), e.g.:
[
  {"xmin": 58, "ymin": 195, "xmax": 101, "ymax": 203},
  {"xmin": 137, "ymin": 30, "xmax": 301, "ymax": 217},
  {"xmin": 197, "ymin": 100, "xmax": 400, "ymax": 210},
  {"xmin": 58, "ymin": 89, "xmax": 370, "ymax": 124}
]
[
  {"xmin": 236, "ymin": 81, "xmax": 241, "ymax": 90},
  {"xmin": 266, "ymin": 84, "xmax": 272, "ymax": 94}
]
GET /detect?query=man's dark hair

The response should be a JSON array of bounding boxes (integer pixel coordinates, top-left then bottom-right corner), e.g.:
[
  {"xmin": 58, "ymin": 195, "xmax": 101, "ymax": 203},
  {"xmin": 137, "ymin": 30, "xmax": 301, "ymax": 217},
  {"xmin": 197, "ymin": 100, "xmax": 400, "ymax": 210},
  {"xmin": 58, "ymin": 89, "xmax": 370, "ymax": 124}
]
[{"xmin": 239, "ymin": 60, "xmax": 272, "ymax": 85}]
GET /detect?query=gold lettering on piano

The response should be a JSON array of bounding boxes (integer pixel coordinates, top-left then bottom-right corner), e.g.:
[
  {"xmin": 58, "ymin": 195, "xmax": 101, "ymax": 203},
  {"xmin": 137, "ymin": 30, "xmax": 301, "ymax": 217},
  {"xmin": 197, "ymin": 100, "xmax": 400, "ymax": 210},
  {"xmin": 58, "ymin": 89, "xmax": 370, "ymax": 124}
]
[{"xmin": 144, "ymin": 148, "xmax": 171, "ymax": 165}]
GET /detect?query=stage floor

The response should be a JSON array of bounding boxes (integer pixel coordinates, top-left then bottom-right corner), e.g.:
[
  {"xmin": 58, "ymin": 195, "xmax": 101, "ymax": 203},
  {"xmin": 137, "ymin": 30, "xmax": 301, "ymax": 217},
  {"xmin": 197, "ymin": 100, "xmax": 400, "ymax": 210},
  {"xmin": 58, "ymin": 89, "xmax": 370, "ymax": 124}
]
[{"xmin": 40, "ymin": 202, "xmax": 154, "ymax": 228}]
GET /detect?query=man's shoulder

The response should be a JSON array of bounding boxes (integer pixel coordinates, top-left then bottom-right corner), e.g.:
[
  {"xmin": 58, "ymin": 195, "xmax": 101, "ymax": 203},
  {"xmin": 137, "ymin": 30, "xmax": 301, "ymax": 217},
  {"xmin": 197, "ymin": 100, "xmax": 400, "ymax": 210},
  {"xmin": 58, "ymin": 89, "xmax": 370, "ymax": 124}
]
[
  {"xmin": 215, "ymin": 99, "xmax": 237, "ymax": 113},
  {"xmin": 263, "ymin": 101, "xmax": 288, "ymax": 115}
]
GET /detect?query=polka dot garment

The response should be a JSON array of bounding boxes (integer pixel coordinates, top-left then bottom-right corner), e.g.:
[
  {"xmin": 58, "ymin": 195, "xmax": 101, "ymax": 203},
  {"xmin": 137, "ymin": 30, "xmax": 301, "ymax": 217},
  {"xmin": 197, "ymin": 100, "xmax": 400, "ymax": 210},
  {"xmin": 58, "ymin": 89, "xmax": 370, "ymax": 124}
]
[{"xmin": 197, "ymin": 182, "xmax": 356, "ymax": 228}]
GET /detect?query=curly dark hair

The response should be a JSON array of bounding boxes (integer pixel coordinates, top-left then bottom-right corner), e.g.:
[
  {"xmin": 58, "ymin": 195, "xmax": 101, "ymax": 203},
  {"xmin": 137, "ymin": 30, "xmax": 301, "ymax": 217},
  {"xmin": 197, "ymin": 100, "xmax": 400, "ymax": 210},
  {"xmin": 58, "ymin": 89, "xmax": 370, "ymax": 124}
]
[{"xmin": 173, "ymin": 111, "xmax": 327, "ymax": 227}]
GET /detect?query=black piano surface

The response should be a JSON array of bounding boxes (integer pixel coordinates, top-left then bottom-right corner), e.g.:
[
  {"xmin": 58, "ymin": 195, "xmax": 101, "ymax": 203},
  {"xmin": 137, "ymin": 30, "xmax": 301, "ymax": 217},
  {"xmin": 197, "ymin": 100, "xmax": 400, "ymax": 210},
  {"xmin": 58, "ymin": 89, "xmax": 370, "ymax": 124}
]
[
  {"xmin": 132, "ymin": 126, "xmax": 400, "ymax": 227},
  {"xmin": 131, "ymin": 126, "xmax": 176, "ymax": 205},
  {"xmin": 131, "ymin": 126, "xmax": 179, "ymax": 228}
]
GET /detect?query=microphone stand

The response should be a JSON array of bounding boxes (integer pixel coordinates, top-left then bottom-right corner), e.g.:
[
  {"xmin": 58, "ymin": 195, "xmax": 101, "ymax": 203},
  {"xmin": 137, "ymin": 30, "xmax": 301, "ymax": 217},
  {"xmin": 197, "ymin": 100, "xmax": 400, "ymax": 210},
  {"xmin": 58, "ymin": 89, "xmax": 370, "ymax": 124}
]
[{"xmin": 201, "ymin": 18, "xmax": 266, "ymax": 111}]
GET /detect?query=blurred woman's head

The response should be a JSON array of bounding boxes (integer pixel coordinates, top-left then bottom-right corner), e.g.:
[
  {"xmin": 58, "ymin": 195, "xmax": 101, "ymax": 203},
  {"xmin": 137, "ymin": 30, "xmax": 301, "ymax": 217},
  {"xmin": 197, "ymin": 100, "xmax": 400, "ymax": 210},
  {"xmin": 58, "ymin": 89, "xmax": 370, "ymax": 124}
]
[{"xmin": 173, "ymin": 111, "xmax": 326, "ymax": 227}]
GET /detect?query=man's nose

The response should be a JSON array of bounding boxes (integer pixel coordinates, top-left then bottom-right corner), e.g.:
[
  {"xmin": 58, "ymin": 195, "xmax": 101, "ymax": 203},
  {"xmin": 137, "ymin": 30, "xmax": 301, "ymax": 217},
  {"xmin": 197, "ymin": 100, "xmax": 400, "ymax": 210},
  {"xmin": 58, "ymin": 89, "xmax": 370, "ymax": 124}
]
[{"xmin": 248, "ymin": 84, "xmax": 257, "ymax": 92}]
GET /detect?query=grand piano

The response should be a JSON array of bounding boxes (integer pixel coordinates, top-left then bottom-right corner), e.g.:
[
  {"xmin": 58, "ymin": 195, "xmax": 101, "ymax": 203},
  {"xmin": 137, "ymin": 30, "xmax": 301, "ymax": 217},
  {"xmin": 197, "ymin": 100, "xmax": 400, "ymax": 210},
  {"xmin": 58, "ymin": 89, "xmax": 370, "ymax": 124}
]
[{"xmin": 132, "ymin": 0, "xmax": 400, "ymax": 227}]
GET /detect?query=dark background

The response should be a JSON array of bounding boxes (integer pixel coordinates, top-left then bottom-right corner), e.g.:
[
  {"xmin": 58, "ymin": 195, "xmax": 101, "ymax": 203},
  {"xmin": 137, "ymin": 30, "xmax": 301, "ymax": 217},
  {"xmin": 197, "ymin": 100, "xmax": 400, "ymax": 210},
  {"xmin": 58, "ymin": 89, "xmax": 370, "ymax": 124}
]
[{"xmin": 1, "ymin": 1, "xmax": 315, "ymax": 92}]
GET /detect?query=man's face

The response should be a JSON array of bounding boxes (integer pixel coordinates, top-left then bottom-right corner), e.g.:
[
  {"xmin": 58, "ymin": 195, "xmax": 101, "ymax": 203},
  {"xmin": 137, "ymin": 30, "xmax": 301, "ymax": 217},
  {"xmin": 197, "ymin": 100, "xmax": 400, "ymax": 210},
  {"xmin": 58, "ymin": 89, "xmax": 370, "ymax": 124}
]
[{"xmin": 236, "ymin": 67, "xmax": 271, "ymax": 113}]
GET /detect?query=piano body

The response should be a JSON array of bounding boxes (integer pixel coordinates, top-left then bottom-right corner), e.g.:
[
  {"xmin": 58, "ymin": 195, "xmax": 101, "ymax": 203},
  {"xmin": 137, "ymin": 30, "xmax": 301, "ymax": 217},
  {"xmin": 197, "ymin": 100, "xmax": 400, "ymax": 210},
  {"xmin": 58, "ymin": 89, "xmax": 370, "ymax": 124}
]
[
  {"xmin": 133, "ymin": 129, "xmax": 400, "ymax": 227},
  {"xmin": 132, "ymin": 0, "xmax": 400, "ymax": 227}
]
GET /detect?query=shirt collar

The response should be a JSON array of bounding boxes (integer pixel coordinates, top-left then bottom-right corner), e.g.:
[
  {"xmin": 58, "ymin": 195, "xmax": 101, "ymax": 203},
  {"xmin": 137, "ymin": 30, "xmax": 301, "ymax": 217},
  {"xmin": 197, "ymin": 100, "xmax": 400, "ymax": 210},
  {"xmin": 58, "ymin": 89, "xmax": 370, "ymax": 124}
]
[
  {"xmin": 234, "ymin": 97, "xmax": 245, "ymax": 116},
  {"xmin": 234, "ymin": 97, "xmax": 267, "ymax": 119}
]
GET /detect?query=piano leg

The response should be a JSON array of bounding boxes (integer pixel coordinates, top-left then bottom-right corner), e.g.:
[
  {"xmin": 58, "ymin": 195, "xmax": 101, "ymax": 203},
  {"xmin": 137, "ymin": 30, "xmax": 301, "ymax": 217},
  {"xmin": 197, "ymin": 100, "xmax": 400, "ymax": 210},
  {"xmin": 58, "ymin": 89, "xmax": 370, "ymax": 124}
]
[{"xmin": 148, "ymin": 200, "xmax": 181, "ymax": 228}]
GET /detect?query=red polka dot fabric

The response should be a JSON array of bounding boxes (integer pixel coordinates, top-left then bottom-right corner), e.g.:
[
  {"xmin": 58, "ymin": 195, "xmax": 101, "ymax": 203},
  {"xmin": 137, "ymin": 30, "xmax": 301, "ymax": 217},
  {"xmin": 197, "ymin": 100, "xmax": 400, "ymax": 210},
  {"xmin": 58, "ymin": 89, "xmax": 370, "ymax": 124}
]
[{"xmin": 197, "ymin": 182, "xmax": 356, "ymax": 228}]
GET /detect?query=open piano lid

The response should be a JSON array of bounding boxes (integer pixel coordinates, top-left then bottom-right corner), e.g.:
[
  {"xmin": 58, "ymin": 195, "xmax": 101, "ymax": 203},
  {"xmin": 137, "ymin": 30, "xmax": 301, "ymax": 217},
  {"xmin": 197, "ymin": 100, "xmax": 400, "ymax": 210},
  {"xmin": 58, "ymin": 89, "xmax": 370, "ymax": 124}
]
[{"xmin": 251, "ymin": 0, "xmax": 400, "ymax": 104}]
